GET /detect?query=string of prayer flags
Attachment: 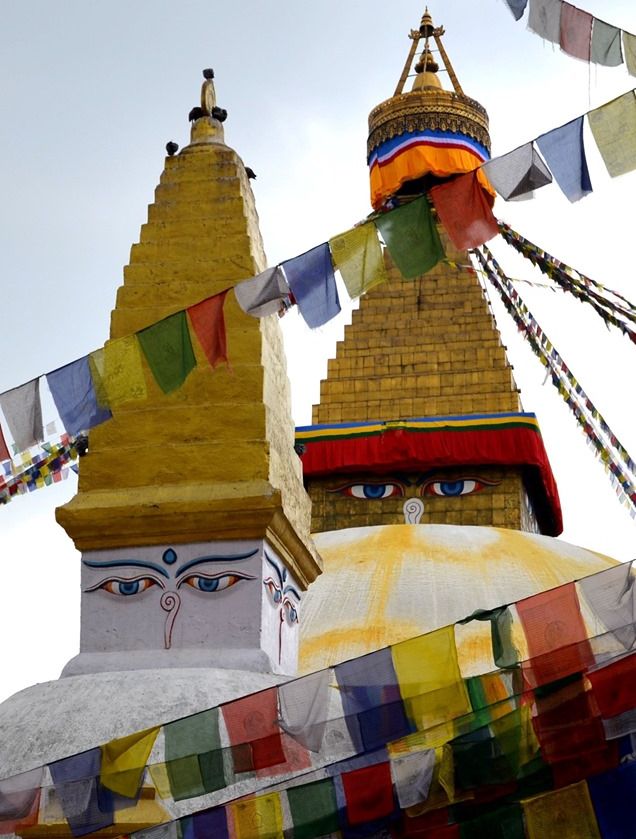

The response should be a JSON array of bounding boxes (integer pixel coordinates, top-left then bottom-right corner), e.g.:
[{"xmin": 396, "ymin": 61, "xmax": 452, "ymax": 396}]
[
  {"xmin": 560, "ymin": 3, "xmax": 592, "ymax": 60},
  {"xmin": 100, "ymin": 727, "xmax": 160, "ymax": 799},
  {"xmin": 186, "ymin": 289, "xmax": 229, "ymax": 369},
  {"xmin": 137, "ymin": 311, "xmax": 196, "ymax": 394},
  {"xmin": 429, "ymin": 171, "xmax": 499, "ymax": 249},
  {"xmin": 535, "ymin": 117, "xmax": 592, "ymax": 202},
  {"xmin": 164, "ymin": 709, "xmax": 225, "ymax": 801},
  {"xmin": 282, "ymin": 243, "xmax": 341, "ymax": 329},
  {"xmin": 47, "ymin": 356, "xmax": 112, "ymax": 436},
  {"xmin": 0, "ymin": 380, "xmax": 43, "ymax": 453},
  {"xmin": 528, "ymin": 0, "xmax": 562, "ymax": 45},
  {"xmin": 591, "ymin": 19, "xmax": 623, "ymax": 67},
  {"xmin": 233, "ymin": 266, "xmax": 290, "ymax": 318},
  {"xmin": 483, "ymin": 143, "xmax": 552, "ymax": 200},
  {"xmin": 89, "ymin": 335, "xmax": 147, "ymax": 409},
  {"xmin": 373, "ymin": 196, "xmax": 444, "ymax": 279},
  {"xmin": 588, "ymin": 91, "xmax": 636, "ymax": 178},
  {"xmin": 328, "ymin": 222, "xmax": 387, "ymax": 299},
  {"xmin": 49, "ymin": 749, "xmax": 114, "ymax": 837}
]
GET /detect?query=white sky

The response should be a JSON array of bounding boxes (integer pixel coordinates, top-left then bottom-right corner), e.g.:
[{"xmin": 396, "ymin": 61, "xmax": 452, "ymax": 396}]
[{"xmin": 0, "ymin": 0, "xmax": 635, "ymax": 704}]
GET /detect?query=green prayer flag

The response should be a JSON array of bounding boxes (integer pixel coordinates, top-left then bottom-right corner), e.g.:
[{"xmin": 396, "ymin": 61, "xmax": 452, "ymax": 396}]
[
  {"xmin": 459, "ymin": 803, "xmax": 525, "ymax": 839},
  {"xmin": 287, "ymin": 778, "xmax": 339, "ymax": 839},
  {"xmin": 165, "ymin": 709, "xmax": 226, "ymax": 801},
  {"xmin": 373, "ymin": 196, "xmax": 444, "ymax": 279},
  {"xmin": 459, "ymin": 606, "xmax": 519, "ymax": 669},
  {"xmin": 137, "ymin": 310, "xmax": 197, "ymax": 394}
]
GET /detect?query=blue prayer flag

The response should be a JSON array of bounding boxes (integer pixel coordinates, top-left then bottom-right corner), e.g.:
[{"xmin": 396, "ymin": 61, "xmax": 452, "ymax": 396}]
[
  {"xmin": 505, "ymin": 0, "xmax": 528, "ymax": 21},
  {"xmin": 182, "ymin": 808, "xmax": 230, "ymax": 839},
  {"xmin": 283, "ymin": 243, "xmax": 341, "ymax": 329},
  {"xmin": 589, "ymin": 759, "xmax": 636, "ymax": 839},
  {"xmin": 49, "ymin": 749, "xmax": 114, "ymax": 837},
  {"xmin": 536, "ymin": 117, "xmax": 592, "ymax": 203},
  {"xmin": 47, "ymin": 356, "xmax": 112, "ymax": 436}
]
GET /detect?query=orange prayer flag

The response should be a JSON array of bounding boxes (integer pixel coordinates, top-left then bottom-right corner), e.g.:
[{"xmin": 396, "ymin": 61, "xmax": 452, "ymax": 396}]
[
  {"xmin": 430, "ymin": 171, "xmax": 499, "ymax": 250},
  {"xmin": 187, "ymin": 290, "xmax": 229, "ymax": 369}
]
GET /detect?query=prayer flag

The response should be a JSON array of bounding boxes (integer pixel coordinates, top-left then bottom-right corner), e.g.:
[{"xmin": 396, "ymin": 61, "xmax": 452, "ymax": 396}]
[
  {"xmin": 0, "ymin": 425, "xmax": 10, "ymax": 463},
  {"xmin": 624, "ymin": 31, "xmax": 636, "ymax": 76},
  {"xmin": 391, "ymin": 626, "xmax": 471, "ymax": 732},
  {"xmin": 461, "ymin": 804, "xmax": 525, "ymax": 838},
  {"xmin": 282, "ymin": 243, "xmax": 341, "ymax": 329},
  {"xmin": 335, "ymin": 647, "xmax": 414, "ymax": 752},
  {"xmin": 0, "ymin": 767, "xmax": 43, "ymax": 824},
  {"xmin": 391, "ymin": 749, "xmax": 435, "ymax": 808},
  {"xmin": 0, "ymin": 379, "xmax": 43, "ymax": 453},
  {"xmin": 136, "ymin": 823, "xmax": 180, "ymax": 839},
  {"xmin": 100, "ymin": 726, "xmax": 159, "ymax": 798},
  {"xmin": 536, "ymin": 117, "xmax": 592, "ymax": 202},
  {"xmin": 47, "ymin": 356, "xmax": 112, "ymax": 436},
  {"xmin": 373, "ymin": 196, "xmax": 444, "ymax": 279},
  {"xmin": 49, "ymin": 748, "xmax": 114, "ymax": 837},
  {"xmin": 483, "ymin": 143, "xmax": 552, "ymax": 200},
  {"xmin": 588, "ymin": 91, "xmax": 636, "ymax": 178},
  {"xmin": 287, "ymin": 778, "xmax": 339, "ymax": 839},
  {"xmin": 505, "ymin": 0, "xmax": 528, "ymax": 21},
  {"xmin": 278, "ymin": 668, "xmax": 332, "ymax": 752},
  {"xmin": 183, "ymin": 809, "xmax": 230, "ymax": 839},
  {"xmin": 559, "ymin": 3, "xmax": 592, "ymax": 60},
  {"xmin": 591, "ymin": 19, "xmax": 623, "ymax": 66},
  {"xmin": 516, "ymin": 582, "xmax": 592, "ymax": 686},
  {"xmin": 588, "ymin": 653, "xmax": 636, "ymax": 718},
  {"xmin": 222, "ymin": 687, "xmax": 286, "ymax": 771},
  {"xmin": 578, "ymin": 562, "xmax": 636, "ymax": 650},
  {"xmin": 588, "ymin": 759, "xmax": 636, "ymax": 839},
  {"xmin": 341, "ymin": 761, "xmax": 395, "ymax": 825},
  {"xmin": 164, "ymin": 709, "xmax": 225, "ymax": 801},
  {"xmin": 230, "ymin": 792, "xmax": 283, "ymax": 839},
  {"xmin": 528, "ymin": 0, "xmax": 563, "ymax": 44},
  {"xmin": 328, "ymin": 222, "xmax": 387, "ymax": 299},
  {"xmin": 234, "ymin": 266, "xmax": 290, "ymax": 318},
  {"xmin": 430, "ymin": 171, "xmax": 498, "ymax": 250},
  {"xmin": 187, "ymin": 290, "xmax": 228, "ymax": 369},
  {"xmin": 137, "ymin": 310, "xmax": 197, "ymax": 394},
  {"xmin": 522, "ymin": 782, "xmax": 601, "ymax": 839},
  {"xmin": 89, "ymin": 336, "xmax": 147, "ymax": 408}
]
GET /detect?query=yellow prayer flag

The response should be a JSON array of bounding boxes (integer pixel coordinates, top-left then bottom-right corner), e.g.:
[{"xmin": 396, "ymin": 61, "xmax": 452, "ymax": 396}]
[
  {"xmin": 588, "ymin": 91, "xmax": 636, "ymax": 178},
  {"xmin": 89, "ymin": 336, "xmax": 147, "ymax": 409},
  {"xmin": 391, "ymin": 626, "xmax": 471, "ymax": 733},
  {"xmin": 101, "ymin": 726, "xmax": 160, "ymax": 798},
  {"xmin": 328, "ymin": 222, "xmax": 387, "ymax": 300},
  {"xmin": 147, "ymin": 763, "xmax": 172, "ymax": 800},
  {"xmin": 230, "ymin": 792, "xmax": 283, "ymax": 839},
  {"xmin": 522, "ymin": 782, "xmax": 601, "ymax": 839}
]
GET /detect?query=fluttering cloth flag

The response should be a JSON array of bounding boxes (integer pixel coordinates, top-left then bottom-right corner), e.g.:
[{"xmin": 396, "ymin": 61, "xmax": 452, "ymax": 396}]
[
  {"xmin": 588, "ymin": 759, "xmax": 636, "ymax": 839},
  {"xmin": 328, "ymin": 222, "xmax": 387, "ymax": 299},
  {"xmin": 591, "ymin": 19, "xmax": 623, "ymax": 66},
  {"xmin": 624, "ymin": 31, "xmax": 636, "ymax": 76},
  {"xmin": 229, "ymin": 792, "xmax": 283, "ymax": 839},
  {"xmin": 505, "ymin": 0, "xmax": 528, "ymax": 21},
  {"xmin": 47, "ymin": 356, "xmax": 112, "ymax": 436},
  {"xmin": 183, "ymin": 809, "xmax": 229, "ymax": 839},
  {"xmin": 528, "ymin": 0, "xmax": 563, "ymax": 44},
  {"xmin": 390, "ymin": 749, "xmax": 436, "ymax": 808},
  {"xmin": 578, "ymin": 561, "xmax": 636, "ymax": 650},
  {"xmin": 559, "ymin": 2, "xmax": 592, "ymax": 60},
  {"xmin": 187, "ymin": 290, "xmax": 228, "ymax": 368},
  {"xmin": 286, "ymin": 779, "xmax": 339, "ymax": 839},
  {"xmin": 49, "ymin": 749, "xmax": 114, "ymax": 837},
  {"xmin": 0, "ymin": 379, "xmax": 43, "ymax": 453},
  {"xmin": 373, "ymin": 196, "xmax": 444, "ymax": 279},
  {"xmin": 588, "ymin": 653, "xmax": 636, "ymax": 719},
  {"xmin": 278, "ymin": 668, "xmax": 332, "ymax": 752},
  {"xmin": 536, "ymin": 117, "xmax": 592, "ymax": 202},
  {"xmin": 222, "ymin": 687, "xmax": 286, "ymax": 771},
  {"xmin": 234, "ymin": 266, "xmax": 290, "ymax": 318},
  {"xmin": 0, "ymin": 767, "xmax": 43, "ymax": 830},
  {"xmin": 588, "ymin": 91, "xmax": 636, "ymax": 177},
  {"xmin": 137, "ymin": 310, "xmax": 197, "ymax": 394},
  {"xmin": 89, "ymin": 336, "xmax": 147, "ymax": 408},
  {"xmin": 341, "ymin": 761, "xmax": 395, "ymax": 825},
  {"xmin": 165, "ymin": 709, "xmax": 225, "ymax": 801},
  {"xmin": 522, "ymin": 781, "xmax": 601, "ymax": 839},
  {"xmin": 483, "ymin": 143, "xmax": 552, "ymax": 200},
  {"xmin": 0, "ymin": 425, "xmax": 10, "ymax": 462},
  {"xmin": 100, "ymin": 726, "xmax": 160, "ymax": 798},
  {"xmin": 429, "ymin": 171, "xmax": 499, "ymax": 249},
  {"xmin": 282, "ymin": 243, "xmax": 341, "ymax": 329}
]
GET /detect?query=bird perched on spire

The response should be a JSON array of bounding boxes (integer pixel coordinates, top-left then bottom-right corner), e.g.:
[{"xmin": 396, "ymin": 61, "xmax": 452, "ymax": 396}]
[
  {"xmin": 245, "ymin": 167, "xmax": 257, "ymax": 180},
  {"xmin": 203, "ymin": 68, "xmax": 215, "ymax": 80},
  {"xmin": 188, "ymin": 106, "xmax": 205, "ymax": 122},
  {"xmin": 166, "ymin": 141, "xmax": 179, "ymax": 157},
  {"xmin": 212, "ymin": 106, "xmax": 228, "ymax": 122}
]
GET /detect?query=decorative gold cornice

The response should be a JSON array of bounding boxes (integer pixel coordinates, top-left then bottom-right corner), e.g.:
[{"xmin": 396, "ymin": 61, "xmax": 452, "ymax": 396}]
[{"xmin": 368, "ymin": 90, "xmax": 490, "ymax": 157}]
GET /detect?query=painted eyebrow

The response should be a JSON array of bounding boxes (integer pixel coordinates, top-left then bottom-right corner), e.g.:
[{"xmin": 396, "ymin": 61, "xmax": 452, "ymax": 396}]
[
  {"xmin": 264, "ymin": 552, "xmax": 285, "ymax": 586},
  {"xmin": 176, "ymin": 549, "xmax": 259, "ymax": 577},
  {"xmin": 82, "ymin": 559, "xmax": 170, "ymax": 579},
  {"xmin": 283, "ymin": 585, "xmax": 301, "ymax": 601}
]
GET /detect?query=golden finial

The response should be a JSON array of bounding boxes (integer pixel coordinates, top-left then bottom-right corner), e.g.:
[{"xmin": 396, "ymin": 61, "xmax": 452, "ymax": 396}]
[{"xmin": 201, "ymin": 68, "xmax": 217, "ymax": 114}]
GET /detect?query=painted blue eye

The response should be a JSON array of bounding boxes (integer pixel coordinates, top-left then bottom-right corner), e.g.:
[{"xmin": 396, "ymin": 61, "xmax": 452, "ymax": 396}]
[
  {"xmin": 344, "ymin": 483, "xmax": 402, "ymax": 499},
  {"xmin": 426, "ymin": 480, "xmax": 478, "ymax": 497},
  {"xmin": 118, "ymin": 580, "xmax": 140, "ymax": 596},
  {"xmin": 89, "ymin": 577, "xmax": 159, "ymax": 597},
  {"xmin": 196, "ymin": 577, "xmax": 220, "ymax": 592},
  {"xmin": 181, "ymin": 574, "xmax": 247, "ymax": 593}
]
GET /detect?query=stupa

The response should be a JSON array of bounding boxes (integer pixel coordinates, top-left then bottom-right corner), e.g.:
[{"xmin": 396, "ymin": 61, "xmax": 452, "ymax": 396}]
[{"xmin": 0, "ymin": 8, "xmax": 622, "ymax": 839}]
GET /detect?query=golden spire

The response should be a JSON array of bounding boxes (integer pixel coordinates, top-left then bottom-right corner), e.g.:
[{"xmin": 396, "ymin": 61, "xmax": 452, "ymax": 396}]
[{"xmin": 393, "ymin": 7, "xmax": 464, "ymax": 96}]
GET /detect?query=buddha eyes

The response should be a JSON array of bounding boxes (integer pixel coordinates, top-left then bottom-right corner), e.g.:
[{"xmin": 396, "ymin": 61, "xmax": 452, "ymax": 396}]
[
  {"xmin": 424, "ymin": 479, "xmax": 481, "ymax": 496},
  {"xmin": 87, "ymin": 572, "xmax": 255, "ymax": 597},
  {"xmin": 342, "ymin": 483, "xmax": 403, "ymax": 499},
  {"xmin": 87, "ymin": 577, "xmax": 160, "ymax": 597},
  {"xmin": 179, "ymin": 573, "xmax": 254, "ymax": 593},
  {"xmin": 334, "ymin": 477, "xmax": 495, "ymax": 499}
]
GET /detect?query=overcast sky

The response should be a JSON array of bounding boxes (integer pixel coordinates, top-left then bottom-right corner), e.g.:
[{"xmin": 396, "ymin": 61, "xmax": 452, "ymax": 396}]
[{"xmin": 0, "ymin": 0, "xmax": 635, "ymax": 703}]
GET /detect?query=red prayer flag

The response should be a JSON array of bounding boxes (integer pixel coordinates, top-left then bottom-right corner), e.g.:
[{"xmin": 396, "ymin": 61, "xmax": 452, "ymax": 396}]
[
  {"xmin": 516, "ymin": 582, "xmax": 593, "ymax": 686},
  {"xmin": 588, "ymin": 653, "xmax": 636, "ymax": 718},
  {"xmin": 222, "ymin": 688, "xmax": 286, "ymax": 771},
  {"xmin": 532, "ymin": 675, "xmax": 605, "ymax": 763},
  {"xmin": 0, "ymin": 425, "xmax": 10, "ymax": 463},
  {"xmin": 187, "ymin": 290, "xmax": 229, "ymax": 369},
  {"xmin": 341, "ymin": 761, "xmax": 395, "ymax": 825},
  {"xmin": 560, "ymin": 2, "xmax": 592, "ymax": 61},
  {"xmin": 429, "ymin": 171, "xmax": 498, "ymax": 250}
]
